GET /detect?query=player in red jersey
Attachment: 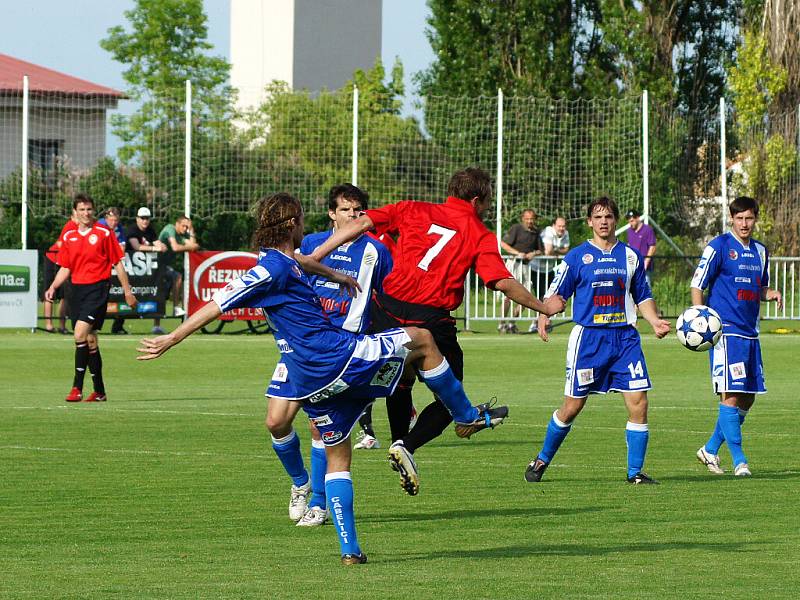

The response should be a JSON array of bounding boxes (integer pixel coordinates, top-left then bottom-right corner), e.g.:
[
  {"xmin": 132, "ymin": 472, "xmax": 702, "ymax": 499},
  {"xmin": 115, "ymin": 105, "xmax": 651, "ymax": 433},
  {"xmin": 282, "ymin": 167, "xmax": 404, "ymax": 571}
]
[
  {"xmin": 45, "ymin": 194, "xmax": 137, "ymax": 402},
  {"xmin": 309, "ymin": 167, "xmax": 565, "ymax": 495},
  {"xmin": 42, "ymin": 213, "xmax": 79, "ymax": 333}
]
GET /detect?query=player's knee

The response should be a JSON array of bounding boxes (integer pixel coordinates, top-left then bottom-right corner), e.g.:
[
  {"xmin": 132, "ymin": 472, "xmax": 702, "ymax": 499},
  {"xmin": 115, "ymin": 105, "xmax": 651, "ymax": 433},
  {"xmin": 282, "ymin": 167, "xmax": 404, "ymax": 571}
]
[{"xmin": 265, "ymin": 413, "xmax": 292, "ymax": 436}]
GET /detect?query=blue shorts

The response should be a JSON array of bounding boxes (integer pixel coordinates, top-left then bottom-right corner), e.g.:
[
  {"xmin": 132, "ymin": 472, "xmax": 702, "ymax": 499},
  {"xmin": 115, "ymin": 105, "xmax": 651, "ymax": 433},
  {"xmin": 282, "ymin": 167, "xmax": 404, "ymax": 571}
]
[
  {"xmin": 564, "ymin": 325, "xmax": 651, "ymax": 398},
  {"xmin": 288, "ymin": 328, "xmax": 411, "ymax": 446},
  {"xmin": 710, "ymin": 334, "xmax": 766, "ymax": 394}
]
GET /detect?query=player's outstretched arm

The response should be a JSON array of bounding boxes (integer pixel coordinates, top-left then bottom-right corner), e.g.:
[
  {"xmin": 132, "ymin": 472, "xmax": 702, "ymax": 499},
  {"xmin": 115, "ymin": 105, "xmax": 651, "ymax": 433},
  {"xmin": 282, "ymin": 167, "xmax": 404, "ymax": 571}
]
[
  {"xmin": 137, "ymin": 301, "xmax": 222, "ymax": 360},
  {"xmin": 295, "ymin": 253, "xmax": 361, "ymax": 297},
  {"xmin": 495, "ymin": 277, "xmax": 565, "ymax": 316},
  {"xmin": 638, "ymin": 299, "xmax": 670, "ymax": 339},
  {"xmin": 307, "ymin": 215, "xmax": 374, "ymax": 262},
  {"xmin": 762, "ymin": 287, "xmax": 783, "ymax": 311}
]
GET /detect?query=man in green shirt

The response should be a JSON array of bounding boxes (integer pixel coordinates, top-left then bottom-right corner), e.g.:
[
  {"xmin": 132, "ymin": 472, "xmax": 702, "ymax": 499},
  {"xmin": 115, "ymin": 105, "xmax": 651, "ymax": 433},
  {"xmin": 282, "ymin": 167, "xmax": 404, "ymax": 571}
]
[{"xmin": 152, "ymin": 216, "xmax": 200, "ymax": 333}]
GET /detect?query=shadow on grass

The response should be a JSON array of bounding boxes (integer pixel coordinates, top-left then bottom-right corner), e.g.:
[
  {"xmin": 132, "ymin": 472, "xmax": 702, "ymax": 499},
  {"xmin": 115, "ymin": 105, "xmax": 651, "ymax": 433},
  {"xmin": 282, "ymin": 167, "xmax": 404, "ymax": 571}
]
[
  {"xmin": 358, "ymin": 505, "xmax": 605, "ymax": 524},
  {"xmin": 397, "ymin": 539, "xmax": 756, "ymax": 561}
]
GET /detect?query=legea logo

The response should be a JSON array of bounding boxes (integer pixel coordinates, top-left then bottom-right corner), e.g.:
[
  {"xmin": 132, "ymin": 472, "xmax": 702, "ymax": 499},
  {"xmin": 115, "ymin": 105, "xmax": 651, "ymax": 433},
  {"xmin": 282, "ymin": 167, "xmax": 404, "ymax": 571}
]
[{"xmin": 0, "ymin": 265, "xmax": 30, "ymax": 292}]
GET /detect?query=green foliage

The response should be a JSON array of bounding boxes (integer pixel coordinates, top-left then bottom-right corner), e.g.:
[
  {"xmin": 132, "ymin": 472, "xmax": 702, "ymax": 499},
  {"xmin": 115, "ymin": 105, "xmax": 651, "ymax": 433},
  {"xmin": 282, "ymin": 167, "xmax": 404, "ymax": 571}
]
[
  {"xmin": 101, "ymin": 0, "xmax": 232, "ymax": 163},
  {"xmin": 729, "ymin": 31, "xmax": 787, "ymax": 131},
  {"xmin": 764, "ymin": 133, "xmax": 797, "ymax": 193}
]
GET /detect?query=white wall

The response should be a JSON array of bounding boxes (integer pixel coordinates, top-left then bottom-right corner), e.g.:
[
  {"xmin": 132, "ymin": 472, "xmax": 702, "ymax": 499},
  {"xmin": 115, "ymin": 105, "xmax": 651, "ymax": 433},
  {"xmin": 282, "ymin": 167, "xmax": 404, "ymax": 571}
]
[{"xmin": 230, "ymin": 0, "xmax": 381, "ymax": 113}]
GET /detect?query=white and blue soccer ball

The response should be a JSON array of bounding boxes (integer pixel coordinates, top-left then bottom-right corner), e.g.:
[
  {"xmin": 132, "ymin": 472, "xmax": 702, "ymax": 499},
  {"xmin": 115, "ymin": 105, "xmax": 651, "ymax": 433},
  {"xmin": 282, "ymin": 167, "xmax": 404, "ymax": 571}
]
[{"xmin": 676, "ymin": 305, "xmax": 723, "ymax": 352}]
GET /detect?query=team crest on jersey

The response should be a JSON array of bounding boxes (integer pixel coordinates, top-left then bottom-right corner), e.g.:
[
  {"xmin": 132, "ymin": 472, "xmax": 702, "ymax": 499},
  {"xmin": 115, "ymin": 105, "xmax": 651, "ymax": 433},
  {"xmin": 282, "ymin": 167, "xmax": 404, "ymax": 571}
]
[
  {"xmin": 88, "ymin": 234, "xmax": 98, "ymax": 245},
  {"xmin": 729, "ymin": 249, "xmax": 738, "ymax": 260},
  {"xmin": 582, "ymin": 253, "xmax": 594, "ymax": 264}
]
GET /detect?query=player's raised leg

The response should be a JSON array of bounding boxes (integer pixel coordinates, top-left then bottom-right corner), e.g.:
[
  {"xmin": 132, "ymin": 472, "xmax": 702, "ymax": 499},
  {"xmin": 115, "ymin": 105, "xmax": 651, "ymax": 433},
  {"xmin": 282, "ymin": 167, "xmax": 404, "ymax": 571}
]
[
  {"xmin": 402, "ymin": 326, "xmax": 508, "ymax": 437},
  {"xmin": 266, "ymin": 398, "xmax": 310, "ymax": 521}
]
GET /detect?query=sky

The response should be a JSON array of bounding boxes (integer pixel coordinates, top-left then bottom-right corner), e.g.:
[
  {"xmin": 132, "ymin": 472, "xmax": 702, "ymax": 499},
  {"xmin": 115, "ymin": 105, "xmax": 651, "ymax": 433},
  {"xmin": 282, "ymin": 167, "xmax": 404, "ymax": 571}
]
[{"xmin": 0, "ymin": 0, "xmax": 435, "ymax": 151}]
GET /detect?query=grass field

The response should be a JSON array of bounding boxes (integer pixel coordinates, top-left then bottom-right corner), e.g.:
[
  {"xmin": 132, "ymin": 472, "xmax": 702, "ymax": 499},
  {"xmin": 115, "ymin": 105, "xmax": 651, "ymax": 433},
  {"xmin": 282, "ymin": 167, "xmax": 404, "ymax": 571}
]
[{"xmin": 2, "ymin": 321, "xmax": 799, "ymax": 599}]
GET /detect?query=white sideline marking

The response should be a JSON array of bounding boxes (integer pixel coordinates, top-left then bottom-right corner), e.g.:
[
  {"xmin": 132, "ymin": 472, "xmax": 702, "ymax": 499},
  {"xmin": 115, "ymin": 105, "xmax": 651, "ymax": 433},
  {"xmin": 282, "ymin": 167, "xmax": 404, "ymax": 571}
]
[{"xmin": 9, "ymin": 406, "xmax": 256, "ymax": 417}]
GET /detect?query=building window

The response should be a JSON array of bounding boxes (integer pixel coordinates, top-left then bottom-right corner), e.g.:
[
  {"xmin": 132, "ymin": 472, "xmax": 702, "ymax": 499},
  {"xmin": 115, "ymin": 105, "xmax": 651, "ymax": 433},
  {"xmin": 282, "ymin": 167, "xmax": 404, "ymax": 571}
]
[{"xmin": 28, "ymin": 139, "xmax": 63, "ymax": 175}]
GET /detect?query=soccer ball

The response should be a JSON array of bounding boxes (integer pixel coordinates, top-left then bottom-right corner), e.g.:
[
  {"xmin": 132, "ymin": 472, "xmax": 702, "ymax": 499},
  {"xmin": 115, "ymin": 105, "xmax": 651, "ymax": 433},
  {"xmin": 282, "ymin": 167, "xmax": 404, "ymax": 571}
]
[{"xmin": 676, "ymin": 305, "xmax": 723, "ymax": 352}]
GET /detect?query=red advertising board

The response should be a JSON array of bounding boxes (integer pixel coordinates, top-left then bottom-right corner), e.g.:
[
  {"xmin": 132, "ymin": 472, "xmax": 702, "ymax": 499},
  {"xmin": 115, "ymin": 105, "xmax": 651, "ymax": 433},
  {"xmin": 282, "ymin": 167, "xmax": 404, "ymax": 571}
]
[{"xmin": 188, "ymin": 250, "xmax": 265, "ymax": 321}]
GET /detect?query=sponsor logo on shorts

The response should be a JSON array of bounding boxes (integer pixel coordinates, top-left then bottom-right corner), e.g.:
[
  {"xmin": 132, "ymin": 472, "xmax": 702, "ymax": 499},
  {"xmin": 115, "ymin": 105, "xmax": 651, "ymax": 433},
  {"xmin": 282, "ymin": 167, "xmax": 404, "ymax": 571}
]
[
  {"xmin": 728, "ymin": 249, "xmax": 738, "ymax": 260},
  {"xmin": 577, "ymin": 368, "xmax": 594, "ymax": 385},
  {"xmin": 729, "ymin": 362, "xmax": 746, "ymax": 380},
  {"xmin": 371, "ymin": 360, "xmax": 402, "ymax": 388},
  {"xmin": 593, "ymin": 312, "xmax": 625, "ymax": 324},
  {"xmin": 308, "ymin": 379, "xmax": 349, "ymax": 403},
  {"xmin": 311, "ymin": 414, "xmax": 333, "ymax": 426},
  {"xmin": 629, "ymin": 379, "xmax": 649, "ymax": 389},
  {"xmin": 582, "ymin": 254, "xmax": 594, "ymax": 264},
  {"xmin": 322, "ymin": 430, "xmax": 343, "ymax": 443},
  {"xmin": 272, "ymin": 362, "xmax": 288, "ymax": 383}
]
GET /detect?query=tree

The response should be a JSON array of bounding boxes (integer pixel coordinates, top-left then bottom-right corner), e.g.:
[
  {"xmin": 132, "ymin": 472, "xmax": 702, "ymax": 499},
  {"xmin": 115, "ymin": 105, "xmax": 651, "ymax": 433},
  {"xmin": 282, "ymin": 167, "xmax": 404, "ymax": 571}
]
[{"xmin": 100, "ymin": 0, "xmax": 232, "ymax": 162}]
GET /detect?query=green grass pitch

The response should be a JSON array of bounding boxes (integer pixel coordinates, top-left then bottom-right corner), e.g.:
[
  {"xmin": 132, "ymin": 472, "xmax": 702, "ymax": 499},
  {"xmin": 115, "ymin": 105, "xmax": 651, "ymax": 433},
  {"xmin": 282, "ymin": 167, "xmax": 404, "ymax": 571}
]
[{"xmin": 2, "ymin": 323, "xmax": 799, "ymax": 598}]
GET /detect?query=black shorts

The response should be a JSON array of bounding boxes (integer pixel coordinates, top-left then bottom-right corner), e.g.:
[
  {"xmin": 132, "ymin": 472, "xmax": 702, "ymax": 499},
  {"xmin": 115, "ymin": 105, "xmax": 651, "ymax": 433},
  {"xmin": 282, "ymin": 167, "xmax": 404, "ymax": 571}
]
[
  {"xmin": 370, "ymin": 293, "xmax": 463, "ymax": 380},
  {"xmin": 43, "ymin": 257, "xmax": 65, "ymax": 301},
  {"xmin": 68, "ymin": 280, "xmax": 111, "ymax": 331}
]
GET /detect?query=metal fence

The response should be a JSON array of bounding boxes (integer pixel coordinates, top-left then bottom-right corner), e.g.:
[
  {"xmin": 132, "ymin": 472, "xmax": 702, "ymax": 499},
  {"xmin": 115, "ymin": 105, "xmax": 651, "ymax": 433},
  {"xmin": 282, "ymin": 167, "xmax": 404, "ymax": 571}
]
[{"xmin": 463, "ymin": 255, "xmax": 800, "ymax": 328}]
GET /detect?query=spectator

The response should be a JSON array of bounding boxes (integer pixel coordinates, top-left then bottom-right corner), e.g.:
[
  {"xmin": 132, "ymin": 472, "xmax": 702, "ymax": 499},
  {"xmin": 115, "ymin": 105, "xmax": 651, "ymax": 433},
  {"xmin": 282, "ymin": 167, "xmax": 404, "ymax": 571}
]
[
  {"xmin": 125, "ymin": 207, "xmax": 167, "ymax": 332},
  {"xmin": 541, "ymin": 216, "xmax": 570, "ymax": 257},
  {"xmin": 498, "ymin": 208, "xmax": 544, "ymax": 333},
  {"xmin": 626, "ymin": 209, "xmax": 657, "ymax": 287},
  {"xmin": 99, "ymin": 207, "xmax": 129, "ymax": 335},
  {"xmin": 42, "ymin": 210, "xmax": 77, "ymax": 333},
  {"xmin": 153, "ymin": 216, "xmax": 200, "ymax": 333}
]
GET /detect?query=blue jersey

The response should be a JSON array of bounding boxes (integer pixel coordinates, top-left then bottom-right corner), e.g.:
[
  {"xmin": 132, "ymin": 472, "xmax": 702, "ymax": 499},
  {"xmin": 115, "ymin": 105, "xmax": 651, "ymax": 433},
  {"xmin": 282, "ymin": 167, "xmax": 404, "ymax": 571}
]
[
  {"xmin": 300, "ymin": 230, "xmax": 392, "ymax": 333},
  {"xmin": 690, "ymin": 232, "xmax": 769, "ymax": 338},
  {"xmin": 212, "ymin": 249, "xmax": 358, "ymax": 399},
  {"xmin": 547, "ymin": 240, "xmax": 652, "ymax": 327}
]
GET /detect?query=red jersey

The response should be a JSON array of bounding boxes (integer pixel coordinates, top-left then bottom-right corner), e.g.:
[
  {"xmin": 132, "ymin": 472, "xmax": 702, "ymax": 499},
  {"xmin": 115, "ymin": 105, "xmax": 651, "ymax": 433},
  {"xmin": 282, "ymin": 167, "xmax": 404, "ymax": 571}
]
[
  {"xmin": 46, "ymin": 220, "xmax": 79, "ymax": 263},
  {"xmin": 366, "ymin": 197, "xmax": 511, "ymax": 310},
  {"xmin": 367, "ymin": 231, "xmax": 397, "ymax": 257},
  {"xmin": 58, "ymin": 223, "xmax": 124, "ymax": 284}
]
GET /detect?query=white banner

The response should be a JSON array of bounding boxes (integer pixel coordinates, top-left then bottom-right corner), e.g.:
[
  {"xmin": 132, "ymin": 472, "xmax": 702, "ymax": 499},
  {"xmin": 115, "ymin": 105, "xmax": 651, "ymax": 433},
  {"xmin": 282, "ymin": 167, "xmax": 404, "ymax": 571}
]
[{"xmin": 0, "ymin": 249, "xmax": 38, "ymax": 328}]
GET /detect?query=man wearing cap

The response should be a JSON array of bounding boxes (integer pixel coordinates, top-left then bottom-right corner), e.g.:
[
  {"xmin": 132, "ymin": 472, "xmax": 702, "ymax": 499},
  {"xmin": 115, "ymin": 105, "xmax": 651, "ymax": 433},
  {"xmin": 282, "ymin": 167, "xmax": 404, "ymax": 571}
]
[
  {"xmin": 626, "ymin": 209, "xmax": 657, "ymax": 287},
  {"xmin": 499, "ymin": 208, "xmax": 545, "ymax": 333},
  {"xmin": 126, "ymin": 207, "xmax": 166, "ymax": 254}
]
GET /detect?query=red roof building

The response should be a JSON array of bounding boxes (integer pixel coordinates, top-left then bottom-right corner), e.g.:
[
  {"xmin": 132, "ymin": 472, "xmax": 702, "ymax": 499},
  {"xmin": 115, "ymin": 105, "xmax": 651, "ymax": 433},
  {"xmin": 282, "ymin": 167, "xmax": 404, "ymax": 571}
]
[{"xmin": 0, "ymin": 54, "xmax": 124, "ymax": 180}]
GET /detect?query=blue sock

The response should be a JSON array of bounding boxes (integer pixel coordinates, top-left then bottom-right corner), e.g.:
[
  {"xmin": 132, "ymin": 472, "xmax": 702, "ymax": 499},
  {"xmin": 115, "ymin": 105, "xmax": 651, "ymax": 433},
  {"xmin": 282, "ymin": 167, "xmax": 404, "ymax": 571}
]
[
  {"xmin": 705, "ymin": 418, "xmax": 725, "ymax": 455},
  {"xmin": 419, "ymin": 359, "xmax": 477, "ymax": 423},
  {"xmin": 309, "ymin": 439, "xmax": 327, "ymax": 509},
  {"xmin": 718, "ymin": 404, "xmax": 747, "ymax": 467},
  {"xmin": 625, "ymin": 422, "xmax": 649, "ymax": 479},
  {"xmin": 326, "ymin": 472, "xmax": 360, "ymax": 556},
  {"xmin": 271, "ymin": 430, "xmax": 309, "ymax": 487},
  {"xmin": 706, "ymin": 406, "xmax": 748, "ymax": 455},
  {"xmin": 538, "ymin": 411, "xmax": 572, "ymax": 464}
]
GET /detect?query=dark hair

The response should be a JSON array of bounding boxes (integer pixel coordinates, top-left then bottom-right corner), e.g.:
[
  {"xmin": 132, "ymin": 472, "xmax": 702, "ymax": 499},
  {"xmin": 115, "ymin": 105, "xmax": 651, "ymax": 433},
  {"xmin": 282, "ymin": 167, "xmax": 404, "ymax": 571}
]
[
  {"xmin": 105, "ymin": 206, "xmax": 120, "ymax": 218},
  {"xmin": 328, "ymin": 183, "xmax": 369, "ymax": 212},
  {"xmin": 586, "ymin": 196, "xmax": 619, "ymax": 220},
  {"xmin": 447, "ymin": 167, "xmax": 492, "ymax": 203},
  {"xmin": 729, "ymin": 196, "xmax": 758, "ymax": 217},
  {"xmin": 252, "ymin": 193, "xmax": 302, "ymax": 249},
  {"xmin": 73, "ymin": 193, "xmax": 94, "ymax": 209}
]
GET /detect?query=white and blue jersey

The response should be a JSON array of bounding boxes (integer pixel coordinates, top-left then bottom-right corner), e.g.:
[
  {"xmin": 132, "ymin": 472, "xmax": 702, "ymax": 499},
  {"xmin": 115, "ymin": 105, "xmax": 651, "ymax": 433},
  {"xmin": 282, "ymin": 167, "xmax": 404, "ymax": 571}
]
[
  {"xmin": 299, "ymin": 230, "xmax": 392, "ymax": 333},
  {"xmin": 547, "ymin": 240, "xmax": 652, "ymax": 327},
  {"xmin": 212, "ymin": 248, "xmax": 410, "ymax": 441},
  {"xmin": 690, "ymin": 232, "xmax": 769, "ymax": 338},
  {"xmin": 691, "ymin": 232, "xmax": 769, "ymax": 394},
  {"xmin": 547, "ymin": 241, "xmax": 653, "ymax": 397}
]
